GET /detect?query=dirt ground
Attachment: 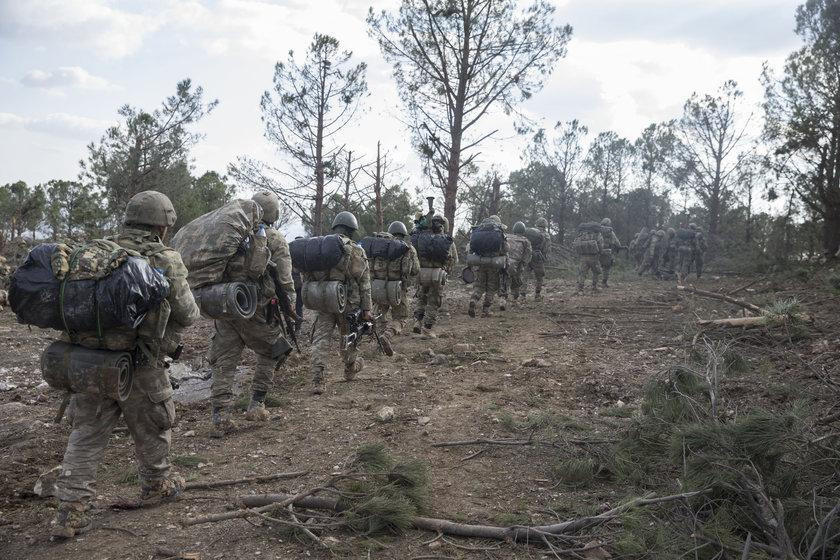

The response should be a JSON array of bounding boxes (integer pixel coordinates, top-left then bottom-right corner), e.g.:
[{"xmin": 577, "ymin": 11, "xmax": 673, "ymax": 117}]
[{"xmin": 1, "ymin": 263, "xmax": 838, "ymax": 560}]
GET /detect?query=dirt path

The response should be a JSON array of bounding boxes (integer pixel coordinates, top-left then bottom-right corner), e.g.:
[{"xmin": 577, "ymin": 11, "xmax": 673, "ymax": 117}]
[{"xmin": 0, "ymin": 267, "xmax": 836, "ymax": 559}]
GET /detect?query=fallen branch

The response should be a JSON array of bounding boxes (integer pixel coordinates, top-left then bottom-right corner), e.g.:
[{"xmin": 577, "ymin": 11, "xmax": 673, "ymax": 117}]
[
  {"xmin": 677, "ymin": 285, "xmax": 763, "ymax": 314},
  {"xmin": 184, "ymin": 471, "xmax": 308, "ymax": 491},
  {"xmin": 727, "ymin": 278, "xmax": 761, "ymax": 296},
  {"xmin": 182, "ymin": 483, "xmax": 332, "ymax": 526},
  {"xmin": 697, "ymin": 315, "xmax": 812, "ymax": 328},
  {"xmin": 237, "ymin": 490, "xmax": 706, "ymax": 543}
]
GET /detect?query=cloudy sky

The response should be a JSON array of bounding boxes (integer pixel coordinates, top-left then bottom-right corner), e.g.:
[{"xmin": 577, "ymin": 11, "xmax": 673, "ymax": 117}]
[{"xmin": 0, "ymin": 0, "xmax": 802, "ymax": 201}]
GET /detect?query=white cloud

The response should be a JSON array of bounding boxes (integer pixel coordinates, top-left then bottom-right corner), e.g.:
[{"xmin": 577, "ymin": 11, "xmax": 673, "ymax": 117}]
[
  {"xmin": 21, "ymin": 66, "xmax": 116, "ymax": 92},
  {"xmin": 0, "ymin": 112, "xmax": 111, "ymax": 139}
]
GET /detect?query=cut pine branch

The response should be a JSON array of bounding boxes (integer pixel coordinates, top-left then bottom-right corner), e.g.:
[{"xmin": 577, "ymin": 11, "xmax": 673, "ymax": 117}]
[
  {"xmin": 677, "ymin": 285, "xmax": 764, "ymax": 314},
  {"xmin": 184, "ymin": 471, "xmax": 308, "ymax": 491}
]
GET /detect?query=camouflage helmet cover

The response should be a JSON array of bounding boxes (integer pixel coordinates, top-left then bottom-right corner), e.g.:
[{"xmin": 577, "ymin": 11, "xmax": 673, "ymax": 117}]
[
  {"xmin": 332, "ymin": 211, "xmax": 359, "ymax": 231},
  {"xmin": 388, "ymin": 220, "xmax": 409, "ymax": 236},
  {"xmin": 124, "ymin": 191, "xmax": 177, "ymax": 227},
  {"xmin": 535, "ymin": 217, "xmax": 548, "ymax": 228},
  {"xmin": 656, "ymin": 229, "xmax": 666, "ymax": 237},
  {"xmin": 252, "ymin": 191, "xmax": 280, "ymax": 224},
  {"xmin": 512, "ymin": 221, "xmax": 526, "ymax": 234},
  {"xmin": 601, "ymin": 218, "xmax": 612, "ymax": 227}
]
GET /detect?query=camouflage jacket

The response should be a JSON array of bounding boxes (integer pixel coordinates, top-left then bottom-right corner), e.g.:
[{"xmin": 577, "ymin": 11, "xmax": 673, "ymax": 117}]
[
  {"xmin": 69, "ymin": 228, "xmax": 200, "ymax": 360},
  {"xmin": 305, "ymin": 234, "xmax": 373, "ymax": 311},
  {"xmin": 600, "ymin": 227, "xmax": 622, "ymax": 254},
  {"xmin": 506, "ymin": 234, "xmax": 532, "ymax": 265},
  {"xmin": 531, "ymin": 228, "xmax": 551, "ymax": 262},
  {"xmin": 261, "ymin": 227, "xmax": 295, "ymax": 301}
]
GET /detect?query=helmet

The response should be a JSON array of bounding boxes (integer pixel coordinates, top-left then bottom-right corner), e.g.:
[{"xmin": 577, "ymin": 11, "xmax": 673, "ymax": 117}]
[
  {"xmin": 656, "ymin": 229, "xmax": 666, "ymax": 237},
  {"xmin": 487, "ymin": 215, "xmax": 502, "ymax": 226},
  {"xmin": 431, "ymin": 214, "xmax": 448, "ymax": 233},
  {"xmin": 512, "ymin": 221, "xmax": 526, "ymax": 234},
  {"xmin": 689, "ymin": 222, "xmax": 700, "ymax": 231},
  {"xmin": 252, "ymin": 191, "xmax": 280, "ymax": 224},
  {"xmin": 124, "ymin": 191, "xmax": 177, "ymax": 227},
  {"xmin": 535, "ymin": 218, "xmax": 548, "ymax": 229},
  {"xmin": 332, "ymin": 211, "xmax": 359, "ymax": 231},
  {"xmin": 667, "ymin": 228, "xmax": 676, "ymax": 237},
  {"xmin": 388, "ymin": 221, "xmax": 408, "ymax": 237},
  {"xmin": 601, "ymin": 218, "xmax": 612, "ymax": 227}
]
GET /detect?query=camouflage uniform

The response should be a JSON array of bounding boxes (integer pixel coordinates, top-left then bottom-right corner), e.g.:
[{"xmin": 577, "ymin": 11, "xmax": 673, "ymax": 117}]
[
  {"xmin": 575, "ymin": 229, "xmax": 604, "ymax": 292},
  {"xmin": 638, "ymin": 230, "xmax": 667, "ymax": 277},
  {"xmin": 630, "ymin": 227, "xmax": 650, "ymax": 266},
  {"xmin": 52, "ymin": 192, "xmax": 200, "ymax": 538},
  {"xmin": 660, "ymin": 229, "xmax": 677, "ymax": 278},
  {"xmin": 689, "ymin": 224, "xmax": 707, "ymax": 279},
  {"xmin": 503, "ymin": 232, "xmax": 532, "ymax": 302},
  {"xmin": 469, "ymin": 216, "xmax": 509, "ymax": 316},
  {"xmin": 308, "ymin": 229, "xmax": 372, "ymax": 393},
  {"xmin": 208, "ymin": 226, "xmax": 294, "ymax": 420},
  {"xmin": 414, "ymin": 217, "xmax": 458, "ymax": 332},
  {"xmin": 528, "ymin": 219, "xmax": 551, "ymax": 300},
  {"xmin": 372, "ymin": 231, "xmax": 420, "ymax": 336},
  {"xmin": 598, "ymin": 219, "xmax": 622, "ymax": 287}
]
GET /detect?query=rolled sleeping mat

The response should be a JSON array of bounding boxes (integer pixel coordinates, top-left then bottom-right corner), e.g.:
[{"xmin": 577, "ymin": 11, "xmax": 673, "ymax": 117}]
[
  {"xmin": 465, "ymin": 253, "xmax": 507, "ymax": 269},
  {"xmin": 418, "ymin": 267, "xmax": 447, "ymax": 288},
  {"xmin": 371, "ymin": 279, "xmax": 402, "ymax": 307},
  {"xmin": 301, "ymin": 280, "xmax": 347, "ymax": 314},
  {"xmin": 41, "ymin": 341, "xmax": 133, "ymax": 401},
  {"xmin": 193, "ymin": 282, "xmax": 258, "ymax": 320}
]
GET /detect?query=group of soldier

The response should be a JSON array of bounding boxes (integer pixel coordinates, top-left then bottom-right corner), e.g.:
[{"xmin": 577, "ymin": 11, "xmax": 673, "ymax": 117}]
[
  {"xmin": 40, "ymin": 188, "xmax": 708, "ymax": 539},
  {"xmin": 628, "ymin": 224, "xmax": 708, "ymax": 283}
]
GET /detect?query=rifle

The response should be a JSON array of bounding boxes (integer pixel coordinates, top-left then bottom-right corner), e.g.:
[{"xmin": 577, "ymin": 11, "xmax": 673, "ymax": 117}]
[
  {"xmin": 265, "ymin": 261, "xmax": 301, "ymax": 353},
  {"xmin": 342, "ymin": 308, "xmax": 394, "ymax": 356}
]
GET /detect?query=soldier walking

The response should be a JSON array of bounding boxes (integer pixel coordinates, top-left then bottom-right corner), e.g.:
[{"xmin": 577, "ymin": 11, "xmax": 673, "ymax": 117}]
[
  {"xmin": 573, "ymin": 221, "xmax": 604, "ymax": 293},
  {"xmin": 527, "ymin": 218, "xmax": 551, "ymax": 301},
  {"xmin": 413, "ymin": 214, "xmax": 457, "ymax": 337},
  {"xmin": 375, "ymin": 221, "xmax": 420, "ymax": 336},
  {"xmin": 503, "ymin": 222, "xmax": 533, "ymax": 306},
  {"xmin": 467, "ymin": 215, "xmax": 508, "ymax": 318},
  {"xmin": 598, "ymin": 218, "xmax": 622, "ymax": 288}
]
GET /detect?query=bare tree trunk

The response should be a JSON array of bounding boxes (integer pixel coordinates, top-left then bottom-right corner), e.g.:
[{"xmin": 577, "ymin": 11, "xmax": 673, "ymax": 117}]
[
  {"xmin": 313, "ymin": 64, "xmax": 327, "ymax": 236},
  {"xmin": 374, "ymin": 141, "xmax": 383, "ymax": 232},
  {"xmin": 489, "ymin": 174, "xmax": 501, "ymax": 216},
  {"xmin": 344, "ymin": 150, "xmax": 352, "ymax": 204}
]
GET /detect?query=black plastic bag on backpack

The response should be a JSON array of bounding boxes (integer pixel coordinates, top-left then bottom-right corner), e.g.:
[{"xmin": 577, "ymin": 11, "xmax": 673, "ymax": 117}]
[
  {"xmin": 360, "ymin": 236, "xmax": 409, "ymax": 261},
  {"xmin": 411, "ymin": 231, "xmax": 453, "ymax": 262},
  {"xmin": 469, "ymin": 225, "xmax": 504, "ymax": 257},
  {"xmin": 289, "ymin": 235, "xmax": 345, "ymax": 272}
]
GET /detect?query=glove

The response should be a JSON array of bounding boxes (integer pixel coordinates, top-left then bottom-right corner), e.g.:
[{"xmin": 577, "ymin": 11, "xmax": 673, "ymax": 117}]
[{"xmin": 266, "ymin": 298, "xmax": 280, "ymax": 326}]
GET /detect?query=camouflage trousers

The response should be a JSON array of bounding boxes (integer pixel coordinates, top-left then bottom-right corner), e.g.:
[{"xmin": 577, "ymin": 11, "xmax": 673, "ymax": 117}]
[
  {"xmin": 310, "ymin": 311, "xmax": 357, "ymax": 381},
  {"xmin": 598, "ymin": 252, "xmax": 614, "ymax": 286},
  {"xmin": 375, "ymin": 283, "xmax": 411, "ymax": 334},
  {"xmin": 638, "ymin": 246, "xmax": 662, "ymax": 276},
  {"xmin": 501, "ymin": 262, "xmax": 527, "ymax": 300},
  {"xmin": 414, "ymin": 283, "xmax": 444, "ymax": 327},
  {"xmin": 577, "ymin": 255, "xmax": 602, "ymax": 289},
  {"xmin": 209, "ymin": 318, "xmax": 283, "ymax": 408},
  {"xmin": 54, "ymin": 365, "xmax": 174, "ymax": 503},
  {"xmin": 471, "ymin": 266, "xmax": 501, "ymax": 308},
  {"xmin": 692, "ymin": 252, "xmax": 704, "ymax": 278},
  {"xmin": 677, "ymin": 248, "xmax": 693, "ymax": 281},
  {"xmin": 529, "ymin": 260, "xmax": 546, "ymax": 295}
]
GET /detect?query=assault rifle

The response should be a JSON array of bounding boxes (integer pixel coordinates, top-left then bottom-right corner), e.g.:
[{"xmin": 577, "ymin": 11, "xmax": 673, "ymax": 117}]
[
  {"xmin": 342, "ymin": 308, "xmax": 394, "ymax": 356},
  {"xmin": 265, "ymin": 261, "xmax": 301, "ymax": 353}
]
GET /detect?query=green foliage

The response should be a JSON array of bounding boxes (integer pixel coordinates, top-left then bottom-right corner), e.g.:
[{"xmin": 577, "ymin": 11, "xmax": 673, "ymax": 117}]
[
  {"xmin": 549, "ymin": 457, "xmax": 598, "ymax": 488},
  {"xmin": 172, "ymin": 454, "xmax": 208, "ymax": 469},
  {"xmin": 494, "ymin": 512, "xmax": 530, "ymax": 527},
  {"xmin": 44, "ymin": 179, "xmax": 106, "ymax": 239},
  {"xmin": 0, "ymin": 181, "xmax": 46, "ymax": 243}
]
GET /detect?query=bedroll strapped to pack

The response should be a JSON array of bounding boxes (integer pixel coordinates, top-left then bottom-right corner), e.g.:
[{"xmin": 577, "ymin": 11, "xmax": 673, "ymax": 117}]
[
  {"xmin": 41, "ymin": 341, "xmax": 134, "ymax": 401},
  {"xmin": 411, "ymin": 231, "xmax": 453, "ymax": 262},
  {"xmin": 171, "ymin": 199, "xmax": 263, "ymax": 289},
  {"xmin": 418, "ymin": 267, "xmax": 447, "ymax": 288},
  {"xmin": 9, "ymin": 242, "xmax": 170, "ymax": 336},
  {"xmin": 289, "ymin": 235, "xmax": 346, "ymax": 273},
  {"xmin": 193, "ymin": 282, "xmax": 259, "ymax": 320},
  {"xmin": 301, "ymin": 280, "xmax": 347, "ymax": 314},
  {"xmin": 466, "ymin": 253, "xmax": 507, "ymax": 269},
  {"xmin": 360, "ymin": 236, "xmax": 409, "ymax": 262},
  {"xmin": 469, "ymin": 224, "xmax": 505, "ymax": 257},
  {"xmin": 371, "ymin": 279, "xmax": 403, "ymax": 307}
]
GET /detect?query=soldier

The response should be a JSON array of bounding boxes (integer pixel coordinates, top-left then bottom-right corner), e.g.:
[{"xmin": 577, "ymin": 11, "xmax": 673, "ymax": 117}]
[
  {"xmin": 51, "ymin": 191, "xmax": 200, "ymax": 539},
  {"xmin": 638, "ymin": 229, "xmax": 667, "ymax": 277},
  {"xmin": 503, "ymin": 222, "xmax": 532, "ymax": 306},
  {"xmin": 573, "ymin": 222, "xmax": 604, "ymax": 293},
  {"xmin": 413, "ymin": 214, "xmax": 458, "ymax": 336},
  {"xmin": 375, "ymin": 221, "xmax": 420, "ymax": 336},
  {"xmin": 598, "ymin": 218, "xmax": 622, "ymax": 288},
  {"xmin": 660, "ymin": 228, "xmax": 677, "ymax": 279},
  {"xmin": 630, "ymin": 227, "xmax": 651, "ymax": 266},
  {"xmin": 208, "ymin": 192, "xmax": 295, "ymax": 435},
  {"xmin": 467, "ymin": 215, "xmax": 508, "ymax": 318},
  {"xmin": 527, "ymin": 218, "xmax": 551, "ymax": 301},
  {"xmin": 689, "ymin": 223, "xmax": 708, "ymax": 279},
  {"xmin": 309, "ymin": 211, "xmax": 372, "ymax": 395}
]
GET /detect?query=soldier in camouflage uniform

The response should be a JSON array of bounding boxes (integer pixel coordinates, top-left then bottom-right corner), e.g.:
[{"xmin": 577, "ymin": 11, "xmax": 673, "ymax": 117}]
[
  {"xmin": 630, "ymin": 227, "xmax": 650, "ymax": 267},
  {"xmin": 502, "ymin": 222, "xmax": 532, "ymax": 306},
  {"xmin": 51, "ymin": 191, "xmax": 200, "ymax": 539},
  {"xmin": 413, "ymin": 215, "xmax": 458, "ymax": 336},
  {"xmin": 573, "ymin": 223, "xmax": 604, "ymax": 293},
  {"xmin": 638, "ymin": 229, "xmax": 667, "ymax": 277},
  {"xmin": 528, "ymin": 218, "xmax": 551, "ymax": 301},
  {"xmin": 598, "ymin": 218, "xmax": 622, "ymax": 288},
  {"xmin": 660, "ymin": 228, "xmax": 677, "ymax": 279},
  {"xmin": 208, "ymin": 192, "xmax": 295, "ymax": 435},
  {"xmin": 468, "ymin": 215, "xmax": 509, "ymax": 318},
  {"xmin": 375, "ymin": 221, "xmax": 420, "ymax": 336},
  {"xmin": 309, "ymin": 212, "xmax": 373, "ymax": 395},
  {"xmin": 689, "ymin": 223, "xmax": 708, "ymax": 279}
]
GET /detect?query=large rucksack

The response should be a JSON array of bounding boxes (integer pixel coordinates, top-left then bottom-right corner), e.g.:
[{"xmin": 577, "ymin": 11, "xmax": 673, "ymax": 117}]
[
  {"xmin": 411, "ymin": 231, "xmax": 453, "ymax": 262},
  {"xmin": 469, "ymin": 224, "xmax": 505, "ymax": 257},
  {"xmin": 289, "ymin": 235, "xmax": 346, "ymax": 273},
  {"xmin": 171, "ymin": 199, "xmax": 264, "ymax": 288},
  {"xmin": 507, "ymin": 234, "xmax": 530, "ymax": 263},
  {"xmin": 360, "ymin": 235, "xmax": 410, "ymax": 262},
  {"xmin": 9, "ymin": 241, "xmax": 170, "ymax": 335},
  {"xmin": 573, "ymin": 222, "xmax": 602, "ymax": 255},
  {"xmin": 524, "ymin": 228, "xmax": 544, "ymax": 252}
]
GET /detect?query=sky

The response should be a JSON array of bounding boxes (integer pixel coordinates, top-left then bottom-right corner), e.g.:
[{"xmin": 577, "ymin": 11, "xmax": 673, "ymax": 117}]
[{"xmin": 0, "ymin": 0, "xmax": 803, "ymax": 212}]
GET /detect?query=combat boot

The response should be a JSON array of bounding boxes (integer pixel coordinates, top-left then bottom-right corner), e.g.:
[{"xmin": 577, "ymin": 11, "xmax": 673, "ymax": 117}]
[
  {"xmin": 140, "ymin": 474, "xmax": 185, "ymax": 505},
  {"xmin": 312, "ymin": 368, "xmax": 325, "ymax": 395},
  {"xmin": 244, "ymin": 390, "xmax": 270, "ymax": 422},
  {"xmin": 468, "ymin": 301, "xmax": 476, "ymax": 318},
  {"xmin": 499, "ymin": 300, "xmax": 507, "ymax": 311},
  {"xmin": 210, "ymin": 405, "xmax": 238, "ymax": 437},
  {"xmin": 379, "ymin": 335, "xmax": 394, "ymax": 357},
  {"xmin": 51, "ymin": 500, "xmax": 91, "ymax": 539},
  {"xmin": 534, "ymin": 292, "xmax": 543, "ymax": 302},
  {"xmin": 344, "ymin": 358, "xmax": 365, "ymax": 381},
  {"xmin": 481, "ymin": 305, "xmax": 493, "ymax": 318}
]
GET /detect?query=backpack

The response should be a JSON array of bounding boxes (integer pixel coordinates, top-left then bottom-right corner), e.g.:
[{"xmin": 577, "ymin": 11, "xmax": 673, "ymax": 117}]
[
  {"xmin": 573, "ymin": 223, "xmax": 602, "ymax": 255},
  {"xmin": 507, "ymin": 234, "xmax": 530, "ymax": 263},
  {"xmin": 469, "ymin": 224, "xmax": 505, "ymax": 257},
  {"xmin": 171, "ymin": 199, "xmax": 264, "ymax": 289},
  {"xmin": 675, "ymin": 229, "xmax": 696, "ymax": 251},
  {"xmin": 289, "ymin": 235, "xmax": 346, "ymax": 273},
  {"xmin": 411, "ymin": 231, "xmax": 453, "ymax": 262},
  {"xmin": 360, "ymin": 235, "xmax": 410, "ymax": 262},
  {"xmin": 9, "ymin": 241, "xmax": 170, "ymax": 335},
  {"xmin": 524, "ymin": 228, "xmax": 544, "ymax": 252}
]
